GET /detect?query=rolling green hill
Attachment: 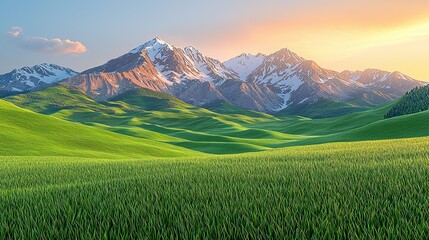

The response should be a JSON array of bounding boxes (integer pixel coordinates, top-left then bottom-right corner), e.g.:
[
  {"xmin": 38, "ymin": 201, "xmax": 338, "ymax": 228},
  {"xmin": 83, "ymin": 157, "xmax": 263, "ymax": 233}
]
[
  {"xmin": 0, "ymin": 99, "xmax": 198, "ymax": 158},
  {"xmin": 109, "ymin": 88, "xmax": 190, "ymax": 111},
  {"xmin": 287, "ymin": 109, "xmax": 429, "ymax": 146},
  {"xmin": 5, "ymin": 85, "xmax": 429, "ymax": 155},
  {"xmin": 201, "ymin": 100, "xmax": 275, "ymax": 119},
  {"xmin": 6, "ymin": 85, "xmax": 129, "ymax": 114},
  {"xmin": 7, "ymin": 86, "xmax": 285, "ymax": 154},
  {"xmin": 277, "ymin": 98, "xmax": 368, "ymax": 118}
]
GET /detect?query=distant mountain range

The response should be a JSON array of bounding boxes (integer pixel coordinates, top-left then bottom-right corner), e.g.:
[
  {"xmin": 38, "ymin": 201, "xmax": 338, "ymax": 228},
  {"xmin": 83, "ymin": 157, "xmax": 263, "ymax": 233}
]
[
  {"xmin": 0, "ymin": 64, "xmax": 78, "ymax": 96},
  {"xmin": 0, "ymin": 38, "xmax": 426, "ymax": 112}
]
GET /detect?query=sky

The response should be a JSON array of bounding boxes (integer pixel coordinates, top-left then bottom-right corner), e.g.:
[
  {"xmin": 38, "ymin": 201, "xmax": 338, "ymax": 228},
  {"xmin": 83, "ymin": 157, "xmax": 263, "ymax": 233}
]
[{"xmin": 1, "ymin": 0, "xmax": 428, "ymax": 81}]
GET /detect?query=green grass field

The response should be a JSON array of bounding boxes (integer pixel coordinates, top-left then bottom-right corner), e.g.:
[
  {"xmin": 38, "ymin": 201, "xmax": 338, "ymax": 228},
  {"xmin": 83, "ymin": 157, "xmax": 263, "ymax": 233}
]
[
  {"xmin": 2, "ymin": 86, "xmax": 429, "ymax": 238},
  {"xmin": 6, "ymin": 86, "xmax": 429, "ymax": 155},
  {"xmin": 1, "ymin": 137, "xmax": 428, "ymax": 238}
]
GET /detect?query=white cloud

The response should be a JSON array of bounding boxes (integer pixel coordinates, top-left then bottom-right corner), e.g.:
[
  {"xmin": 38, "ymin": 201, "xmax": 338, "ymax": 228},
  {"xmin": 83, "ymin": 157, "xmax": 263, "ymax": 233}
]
[
  {"xmin": 8, "ymin": 26, "xmax": 87, "ymax": 54},
  {"xmin": 8, "ymin": 26, "xmax": 23, "ymax": 38}
]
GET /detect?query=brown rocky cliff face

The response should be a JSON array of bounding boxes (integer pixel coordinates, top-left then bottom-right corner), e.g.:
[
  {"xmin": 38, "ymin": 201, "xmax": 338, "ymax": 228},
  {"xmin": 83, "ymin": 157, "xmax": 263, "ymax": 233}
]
[{"xmin": 64, "ymin": 53, "xmax": 171, "ymax": 100}]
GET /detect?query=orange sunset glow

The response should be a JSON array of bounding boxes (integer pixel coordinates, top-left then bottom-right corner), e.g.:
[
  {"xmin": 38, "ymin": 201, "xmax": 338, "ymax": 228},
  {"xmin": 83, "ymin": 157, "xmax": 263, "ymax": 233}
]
[
  {"xmin": 2, "ymin": 0, "xmax": 428, "ymax": 82},
  {"xmin": 188, "ymin": 1, "xmax": 429, "ymax": 81}
]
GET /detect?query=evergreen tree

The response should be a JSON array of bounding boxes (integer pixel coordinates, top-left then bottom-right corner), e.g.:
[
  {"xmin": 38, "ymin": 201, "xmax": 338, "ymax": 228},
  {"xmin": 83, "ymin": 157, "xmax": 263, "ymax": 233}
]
[{"xmin": 385, "ymin": 85, "xmax": 429, "ymax": 118}]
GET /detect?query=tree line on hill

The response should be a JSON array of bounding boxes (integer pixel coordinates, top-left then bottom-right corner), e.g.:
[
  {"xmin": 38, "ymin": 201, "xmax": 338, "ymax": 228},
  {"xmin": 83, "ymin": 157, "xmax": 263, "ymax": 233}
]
[{"xmin": 385, "ymin": 85, "xmax": 429, "ymax": 118}]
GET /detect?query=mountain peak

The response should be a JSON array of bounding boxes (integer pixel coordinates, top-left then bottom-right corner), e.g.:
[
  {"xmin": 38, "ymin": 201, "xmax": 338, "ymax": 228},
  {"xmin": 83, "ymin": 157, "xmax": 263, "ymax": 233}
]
[
  {"xmin": 151, "ymin": 37, "xmax": 168, "ymax": 45},
  {"xmin": 9, "ymin": 63, "xmax": 74, "ymax": 74},
  {"xmin": 275, "ymin": 48, "xmax": 302, "ymax": 57},
  {"xmin": 129, "ymin": 37, "xmax": 173, "ymax": 54},
  {"xmin": 278, "ymin": 47, "xmax": 293, "ymax": 53},
  {"xmin": 234, "ymin": 53, "xmax": 266, "ymax": 59},
  {"xmin": 269, "ymin": 48, "xmax": 305, "ymax": 65},
  {"xmin": 34, "ymin": 63, "xmax": 67, "ymax": 70},
  {"xmin": 184, "ymin": 46, "xmax": 207, "ymax": 63},
  {"xmin": 388, "ymin": 71, "xmax": 414, "ymax": 81},
  {"xmin": 184, "ymin": 46, "xmax": 202, "ymax": 56},
  {"xmin": 238, "ymin": 53, "xmax": 251, "ymax": 58},
  {"xmin": 224, "ymin": 53, "xmax": 266, "ymax": 80}
]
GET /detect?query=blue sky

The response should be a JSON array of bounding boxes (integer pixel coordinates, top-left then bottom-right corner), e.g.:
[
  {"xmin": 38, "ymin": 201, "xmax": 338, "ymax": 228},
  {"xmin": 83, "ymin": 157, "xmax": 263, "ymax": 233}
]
[
  {"xmin": 0, "ymin": 0, "xmax": 294, "ymax": 72},
  {"xmin": 1, "ymin": 0, "xmax": 428, "ymax": 80}
]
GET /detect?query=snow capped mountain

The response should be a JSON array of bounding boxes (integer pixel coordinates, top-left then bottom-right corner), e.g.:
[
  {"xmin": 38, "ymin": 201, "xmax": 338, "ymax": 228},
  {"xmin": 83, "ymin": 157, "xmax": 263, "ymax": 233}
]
[
  {"xmin": 63, "ymin": 38, "xmax": 282, "ymax": 111},
  {"xmin": 224, "ymin": 53, "xmax": 266, "ymax": 80},
  {"xmin": 132, "ymin": 38, "xmax": 205, "ymax": 83},
  {"xmin": 248, "ymin": 49, "xmax": 305, "ymax": 89},
  {"xmin": 244, "ymin": 49, "xmax": 352, "ymax": 108},
  {"xmin": 341, "ymin": 69, "xmax": 417, "ymax": 87},
  {"xmin": 238, "ymin": 48, "xmax": 425, "ymax": 109},
  {"xmin": 129, "ymin": 37, "xmax": 173, "ymax": 55},
  {"xmin": 127, "ymin": 37, "xmax": 238, "ymax": 84},
  {"xmin": 245, "ymin": 49, "xmax": 313, "ymax": 107},
  {"xmin": 9, "ymin": 37, "xmax": 419, "ymax": 113},
  {"xmin": 83, "ymin": 38, "xmax": 238, "ymax": 85},
  {"xmin": 0, "ymin": 64, "xmax": 78, "ymax": 93},
  {"xmin": 65, "ymin": 38, "xmax": 280, "ymax": 111},
  {"xmin": 340, "ymin": 69, "xmax": 426, "ymax": 100}
]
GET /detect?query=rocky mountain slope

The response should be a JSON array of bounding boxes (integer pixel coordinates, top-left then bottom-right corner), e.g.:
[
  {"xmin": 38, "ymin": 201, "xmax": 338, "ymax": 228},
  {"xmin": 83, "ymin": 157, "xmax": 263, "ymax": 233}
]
[
  {"xmin": 64, "ymin": 38, "xmax": 282, "ymax": 111},
  {"xmin": 242, "ymin": 49, "xmax": 426, "ymax": 108}
]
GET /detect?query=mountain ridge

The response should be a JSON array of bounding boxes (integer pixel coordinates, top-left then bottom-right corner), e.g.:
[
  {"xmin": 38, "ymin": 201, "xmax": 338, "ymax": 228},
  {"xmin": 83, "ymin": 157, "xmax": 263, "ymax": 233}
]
[
  {"xmin": 0, "ymin": 64, "xmax": 78, "ymax": 95},
  {"xmin": 1, "ymin": 38, "xmax": 426, "ymax": 113}
]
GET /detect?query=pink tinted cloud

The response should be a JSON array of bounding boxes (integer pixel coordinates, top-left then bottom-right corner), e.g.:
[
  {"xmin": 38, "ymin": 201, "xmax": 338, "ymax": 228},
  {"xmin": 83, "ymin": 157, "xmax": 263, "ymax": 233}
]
[
  {"xmin": 8, "ymin": 26, "xmax": 87, "ymax": 54},
  {"xmin": 20, "ymin": 36, "xmax": 87, "ymax": 54}
]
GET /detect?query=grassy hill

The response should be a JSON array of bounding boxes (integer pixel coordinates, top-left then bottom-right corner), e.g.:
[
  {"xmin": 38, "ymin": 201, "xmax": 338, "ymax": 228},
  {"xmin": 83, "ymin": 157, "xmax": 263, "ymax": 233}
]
[
  {"xmin": 109, "ymin": 88, "xmax": 190, "ymax": 111},
  {"xmin": 277, "ymin": 98, "xmax": 368, "ymax": 118},
  {"xmin": 286, "ymin": 109, "xmax": 429, "ymax": 146},
  {"xmin": 201, "ymin": 100, "xmax": 275, "ymax": 118},
  {"xmin": 6, "ymin": 85, "xmax": 115, "ymax": 114},
  {"xmin": 0, "ymin": 99, "xmax": 198, "ymax": 158},
  {"xmin": 5, "ymin": 85, "xmax": 429, "ymax": 154},
  {"xmin": 7, "ymin": 86, "xmax": 284, "ymax": 154}
]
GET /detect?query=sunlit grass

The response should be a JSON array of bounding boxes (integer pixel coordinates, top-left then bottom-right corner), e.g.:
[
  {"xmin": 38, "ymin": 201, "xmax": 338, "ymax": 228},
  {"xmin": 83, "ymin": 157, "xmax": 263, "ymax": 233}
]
[{"xmin": 1, "ymin": 137, "xmax": 428, "ymax": 238}]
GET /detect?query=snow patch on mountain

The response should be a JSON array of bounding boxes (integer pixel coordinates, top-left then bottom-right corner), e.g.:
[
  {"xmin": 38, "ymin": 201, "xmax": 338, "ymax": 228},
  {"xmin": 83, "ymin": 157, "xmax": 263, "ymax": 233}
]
[{"xmin": 224, "ymin": 53, "xmax": 265, "ymax": 80}]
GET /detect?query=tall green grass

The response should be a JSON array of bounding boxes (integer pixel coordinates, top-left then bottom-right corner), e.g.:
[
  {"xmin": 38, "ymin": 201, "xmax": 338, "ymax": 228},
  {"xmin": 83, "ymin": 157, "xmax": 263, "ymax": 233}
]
[{"xmin": 1, "ymin": 137, "xmax": 428, "ymax": 238}]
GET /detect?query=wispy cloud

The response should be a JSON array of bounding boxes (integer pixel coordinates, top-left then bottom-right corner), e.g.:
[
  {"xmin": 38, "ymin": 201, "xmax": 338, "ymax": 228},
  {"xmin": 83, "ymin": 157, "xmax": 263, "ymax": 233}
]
[
  {"xmin": 8, "ymin": 26, "xmax": 23, "ymax": 37},
  {"xmin": 18, "ymin": 36, "xmax": 87, "ymax": 54},
  {"xmin": 7, "ymin": 26, "xmax": 87, "ymax": 54}
]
